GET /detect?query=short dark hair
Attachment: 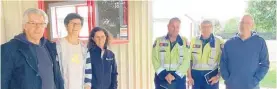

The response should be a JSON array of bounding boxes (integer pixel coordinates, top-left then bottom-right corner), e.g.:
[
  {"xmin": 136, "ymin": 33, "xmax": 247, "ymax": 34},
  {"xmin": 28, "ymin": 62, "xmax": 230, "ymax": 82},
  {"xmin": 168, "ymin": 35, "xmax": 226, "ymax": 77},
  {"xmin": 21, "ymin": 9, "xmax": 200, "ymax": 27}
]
[
  {"xmin": 88, "ymin": 27, "xmax": 112, "ymax": 49},
  {"xmin": 64, "ymin": 13, "xmax": 84, "ymax": 26}
]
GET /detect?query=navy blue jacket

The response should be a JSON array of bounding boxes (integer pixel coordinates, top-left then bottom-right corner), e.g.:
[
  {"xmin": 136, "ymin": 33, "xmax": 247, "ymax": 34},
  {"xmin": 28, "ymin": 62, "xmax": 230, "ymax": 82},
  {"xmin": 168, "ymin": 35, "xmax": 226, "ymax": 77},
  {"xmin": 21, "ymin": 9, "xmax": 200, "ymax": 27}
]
[
  {"xmin": 1, "ymin": 36, "xmax": 64, "ymax": 89},
  {"xmin": 84, "ymin": 45, "xmax": 118, "ymax": 89}
]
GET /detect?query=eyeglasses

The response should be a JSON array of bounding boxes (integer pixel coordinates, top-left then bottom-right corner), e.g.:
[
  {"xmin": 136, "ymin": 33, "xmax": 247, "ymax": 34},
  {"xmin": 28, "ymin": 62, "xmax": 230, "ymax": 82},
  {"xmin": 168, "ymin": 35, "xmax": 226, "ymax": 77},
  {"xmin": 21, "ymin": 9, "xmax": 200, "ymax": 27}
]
[
  {"xmin": 69, "ymin": 22, "xmax": 82, "ymax": 27},
  {"xmin": 27, "ymin": 22, "xmax": 47, "ymax": 27}
]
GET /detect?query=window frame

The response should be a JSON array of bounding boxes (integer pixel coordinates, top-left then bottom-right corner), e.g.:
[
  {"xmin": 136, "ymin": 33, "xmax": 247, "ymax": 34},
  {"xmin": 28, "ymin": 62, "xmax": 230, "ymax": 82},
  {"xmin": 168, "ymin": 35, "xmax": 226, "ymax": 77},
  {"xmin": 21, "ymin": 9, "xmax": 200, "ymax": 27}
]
[{"xmin": 38, "ymin": 1, "xmax": 129, "ymax": 44}]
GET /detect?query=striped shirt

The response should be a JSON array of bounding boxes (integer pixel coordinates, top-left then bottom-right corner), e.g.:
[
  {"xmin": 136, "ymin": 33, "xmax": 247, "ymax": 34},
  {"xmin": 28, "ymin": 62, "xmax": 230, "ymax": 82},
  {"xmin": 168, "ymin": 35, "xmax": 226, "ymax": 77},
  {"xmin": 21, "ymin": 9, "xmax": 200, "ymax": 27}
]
[{"xmin": 84, "ymin": 50, "xmax": 104, "ymax": 87}]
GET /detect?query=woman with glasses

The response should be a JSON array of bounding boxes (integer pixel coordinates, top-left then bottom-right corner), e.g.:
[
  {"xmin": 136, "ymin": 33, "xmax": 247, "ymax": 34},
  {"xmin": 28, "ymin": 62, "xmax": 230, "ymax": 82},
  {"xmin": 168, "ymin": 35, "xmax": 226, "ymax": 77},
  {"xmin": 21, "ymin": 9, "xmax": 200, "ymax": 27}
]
[{"xmin": 56, "ymin": 13, "xmax": 87, "ymax": 89}]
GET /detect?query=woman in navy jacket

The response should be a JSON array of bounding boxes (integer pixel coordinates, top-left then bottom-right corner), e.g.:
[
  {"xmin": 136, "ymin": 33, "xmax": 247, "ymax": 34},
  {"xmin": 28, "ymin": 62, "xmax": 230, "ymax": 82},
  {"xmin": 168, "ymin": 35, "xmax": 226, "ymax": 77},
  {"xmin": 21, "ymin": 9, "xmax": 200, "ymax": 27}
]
[{"xmin": 84, "ymin": 27, "xmax": 118, "ymax": 89}]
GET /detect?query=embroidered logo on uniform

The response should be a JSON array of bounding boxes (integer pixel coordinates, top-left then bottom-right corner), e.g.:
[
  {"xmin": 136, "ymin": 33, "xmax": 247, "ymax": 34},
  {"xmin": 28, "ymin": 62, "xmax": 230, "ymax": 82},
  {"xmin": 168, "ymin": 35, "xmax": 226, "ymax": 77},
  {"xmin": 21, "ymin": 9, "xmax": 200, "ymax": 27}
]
[
  {"xmin": 106, "ymin": 58, "xmax": 114, "ymax": 61},
  {"xmin": 159, "ymin": 43, "xmax": 168, "ymax": 47},
  {"xmin": 193, "ymin": 44, "xmax": 201, "ymax": 48}
]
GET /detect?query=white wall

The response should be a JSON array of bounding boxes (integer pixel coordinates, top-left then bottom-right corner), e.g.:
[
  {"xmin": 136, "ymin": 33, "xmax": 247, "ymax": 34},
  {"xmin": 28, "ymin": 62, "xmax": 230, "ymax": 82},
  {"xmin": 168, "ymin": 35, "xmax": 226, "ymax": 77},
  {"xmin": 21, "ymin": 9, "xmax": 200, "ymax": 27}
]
[
  {"xmin": 110, "ymin": 1, "xmax": 154, "ymax": 89},
  {"xmin": 1, "ymin": 1, "xmax": 6, "ymax": 44},
  {"xmin": 1, "ymin": 1, "xmax": 37, "ymax": 44}
]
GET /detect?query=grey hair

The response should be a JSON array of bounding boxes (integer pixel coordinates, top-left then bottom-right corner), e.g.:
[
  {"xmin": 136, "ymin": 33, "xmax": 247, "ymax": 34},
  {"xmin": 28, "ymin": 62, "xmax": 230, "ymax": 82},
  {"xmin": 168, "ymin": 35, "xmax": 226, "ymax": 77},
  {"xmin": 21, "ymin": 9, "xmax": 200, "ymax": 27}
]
[
  {"xmin": 22, "ymin": 8, "xmax": 49, "ymax": 26},
  {"xmin": 169, "ymin": 17, "xmax": 181, "ymax": 24},
  {"xmin": 201, "ymin": 20, "xmax": 213, "ymax": 26}
]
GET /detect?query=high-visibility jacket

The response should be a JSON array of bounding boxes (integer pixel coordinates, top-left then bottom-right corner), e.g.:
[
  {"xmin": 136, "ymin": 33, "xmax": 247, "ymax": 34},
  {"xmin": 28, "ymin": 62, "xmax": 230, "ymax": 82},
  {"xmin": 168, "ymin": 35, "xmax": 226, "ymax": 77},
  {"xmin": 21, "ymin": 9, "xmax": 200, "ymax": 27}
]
[
  {"xmin": 152, "ymin": 35, "xmax": 191, "ymax": 79},
  {"xmin": 190, "ymin": 35, "xmax": 224, "ymax": 70}
]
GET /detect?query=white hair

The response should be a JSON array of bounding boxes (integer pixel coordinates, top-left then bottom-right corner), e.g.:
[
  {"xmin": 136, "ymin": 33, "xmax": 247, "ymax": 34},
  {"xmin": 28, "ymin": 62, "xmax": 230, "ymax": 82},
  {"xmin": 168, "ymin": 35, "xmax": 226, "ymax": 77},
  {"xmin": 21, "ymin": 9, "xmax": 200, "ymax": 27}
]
[
  {"xmin": 200, "ymin": 20, "xmax": 213, "ymax": 26},
  {"xmin": 22, "ymin": 8, "xmax": 48, "ymax": 26}
]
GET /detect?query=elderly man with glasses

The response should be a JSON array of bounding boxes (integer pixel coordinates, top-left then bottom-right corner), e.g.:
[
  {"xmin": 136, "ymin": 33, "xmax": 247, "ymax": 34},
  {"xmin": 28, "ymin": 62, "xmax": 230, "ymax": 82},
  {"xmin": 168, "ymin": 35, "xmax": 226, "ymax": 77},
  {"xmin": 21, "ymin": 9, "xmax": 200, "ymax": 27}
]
[{"xmin": 1, "ymin": 8, "xmax": 64, "ymax": 89}]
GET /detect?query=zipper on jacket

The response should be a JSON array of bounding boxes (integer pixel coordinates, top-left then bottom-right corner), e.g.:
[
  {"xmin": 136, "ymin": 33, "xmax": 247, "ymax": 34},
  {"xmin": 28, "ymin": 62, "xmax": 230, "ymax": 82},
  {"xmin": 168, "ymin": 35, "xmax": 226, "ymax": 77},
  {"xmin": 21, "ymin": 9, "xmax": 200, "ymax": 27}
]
[
  {"xmin": 101, "ymin": 53, "xmax": 104, "ymax": 89},
  {"xmin": 111, "ymin": 65, "xmax": 112, "ymax": 73}
]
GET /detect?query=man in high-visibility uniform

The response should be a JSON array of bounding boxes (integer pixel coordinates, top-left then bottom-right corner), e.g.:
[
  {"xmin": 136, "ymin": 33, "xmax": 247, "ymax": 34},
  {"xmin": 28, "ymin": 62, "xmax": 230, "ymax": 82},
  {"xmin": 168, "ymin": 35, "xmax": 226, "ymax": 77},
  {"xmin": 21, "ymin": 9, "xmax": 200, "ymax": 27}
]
[
  {"xmin": 152, "ymin": 17, "xmax": 191, "ymax": 89},
  {"xmin": 187, "ymin": 20, "xmax": 224, "ymax": 89}
]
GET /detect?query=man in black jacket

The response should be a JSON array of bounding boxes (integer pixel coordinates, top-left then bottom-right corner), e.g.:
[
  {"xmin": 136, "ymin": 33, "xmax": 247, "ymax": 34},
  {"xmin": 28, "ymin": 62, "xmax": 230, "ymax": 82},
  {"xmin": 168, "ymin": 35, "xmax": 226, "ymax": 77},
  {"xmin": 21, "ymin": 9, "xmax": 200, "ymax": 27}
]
[{"xmin": 1, "ymin": 8, "xmax": 64, "ymax": 89}]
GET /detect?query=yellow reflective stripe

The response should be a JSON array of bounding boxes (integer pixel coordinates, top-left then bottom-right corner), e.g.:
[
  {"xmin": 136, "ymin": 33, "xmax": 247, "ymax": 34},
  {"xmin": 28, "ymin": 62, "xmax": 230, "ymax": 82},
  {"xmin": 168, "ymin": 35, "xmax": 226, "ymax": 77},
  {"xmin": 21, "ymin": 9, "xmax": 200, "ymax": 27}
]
[
  {"xmin": 208, "ymin": 38, "xmax": 218, "ymax": 67},
  {"xmin": 160, "ymin": 36, "xmax": 167, "ymax": 67},
  {"xmin": 192, "ymin": 37, "xmax": 201, "ymax": 66},
  {"xmin": 209, "ymin": 48, "xmax": 217, "ymax": 66},
  {"xmin": 164, "ymin": 64, "xmax": 179, "ymax": 69},
  {"xmin": 160, "ymin": 51, "xmax": 165, "ymax": 67},
  {"xmin": 209, "ymin": 38, "xmax": 217, "ymax": 60},
  {"xmin": 192, "ymin": 63, "xmax": 218, "ymax": 70},
  {"xmin": 210, "ymin": 48, "xmax": 217, "ymax": 59},
  {"xmin": 178, "ymin": 45, "xmax": 184, "ymax": 65}
]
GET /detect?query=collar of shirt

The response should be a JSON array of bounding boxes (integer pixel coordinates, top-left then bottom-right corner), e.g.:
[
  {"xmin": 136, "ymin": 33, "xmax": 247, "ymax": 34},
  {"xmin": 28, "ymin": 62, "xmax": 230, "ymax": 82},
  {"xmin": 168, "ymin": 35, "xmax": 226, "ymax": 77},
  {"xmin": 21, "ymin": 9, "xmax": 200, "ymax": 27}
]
[
  {"xmin": 165, "ymin": 34, "xmax": 184, "ymax": 46},
  {"xmin": 235, "ymin": 31, "xmax": 258, "ymax": 39},
  {"xmin": 200, "ymin": 34, "xmax": 215, "ymax": 48},
  {"xmin": 101, "ymin": 50, "xmax": 105, "ymax": 59}
]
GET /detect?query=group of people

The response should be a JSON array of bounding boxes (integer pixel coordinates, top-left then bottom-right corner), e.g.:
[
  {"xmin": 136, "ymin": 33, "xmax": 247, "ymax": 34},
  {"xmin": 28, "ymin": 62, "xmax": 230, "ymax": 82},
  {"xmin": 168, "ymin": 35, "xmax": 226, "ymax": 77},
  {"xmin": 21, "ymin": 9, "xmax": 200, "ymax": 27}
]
[
  {"xmin": 1, "ymin": 7, "xmax": 270, "ymax": 89},
  {"xmin": 1, "ymin": 8, "xmax": 117, "ymax": 89},
  {"xmin": 152, "ymin": 15, "xmax": 270, "ymax": 89}
]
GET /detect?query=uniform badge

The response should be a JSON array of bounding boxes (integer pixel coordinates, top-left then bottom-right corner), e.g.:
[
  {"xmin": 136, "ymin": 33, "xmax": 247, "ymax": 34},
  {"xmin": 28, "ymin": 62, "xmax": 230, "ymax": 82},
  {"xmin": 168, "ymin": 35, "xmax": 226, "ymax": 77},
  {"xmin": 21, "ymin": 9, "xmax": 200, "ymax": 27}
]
[{"xmin": 193, "ymin": 44, "xmax": 201, "ymax": 48}]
